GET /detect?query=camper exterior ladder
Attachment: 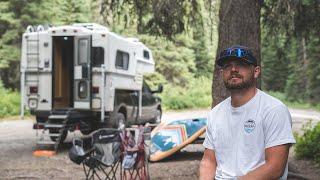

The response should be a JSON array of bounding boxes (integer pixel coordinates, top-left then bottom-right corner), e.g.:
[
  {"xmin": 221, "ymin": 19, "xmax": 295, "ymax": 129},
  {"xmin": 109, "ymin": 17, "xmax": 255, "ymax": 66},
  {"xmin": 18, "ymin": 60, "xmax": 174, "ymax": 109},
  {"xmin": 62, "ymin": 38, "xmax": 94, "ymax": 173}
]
[
  {"xmin": 25, "ymin": 31, "xmax": 40, "ymax": 80},
  {"xmin": 36, "ymin": 110, "xmax": 71, "ymax": 152},
  {"xmin": 23, "ymin": 31, "xmax": 41, "ymax": 113}
]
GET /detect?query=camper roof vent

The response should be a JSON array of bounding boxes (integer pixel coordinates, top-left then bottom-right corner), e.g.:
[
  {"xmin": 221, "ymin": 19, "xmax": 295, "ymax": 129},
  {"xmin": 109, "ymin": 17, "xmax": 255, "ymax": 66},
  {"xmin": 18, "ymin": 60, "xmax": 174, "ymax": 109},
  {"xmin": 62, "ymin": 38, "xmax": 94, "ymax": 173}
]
[
  {"xmin": 36, "ymin": 25, "xmax": 45, "ymax": 32},
  {"xmin": 26, "ymin": 24, "xmax": 51, "ymax": 33},
  {"xmin": 26, "ymin": 25, "xmax": 34, "ymax": 33},
  {"xmin": 72, "ymin": 23, "xmax": 109, "ymax": 31}
]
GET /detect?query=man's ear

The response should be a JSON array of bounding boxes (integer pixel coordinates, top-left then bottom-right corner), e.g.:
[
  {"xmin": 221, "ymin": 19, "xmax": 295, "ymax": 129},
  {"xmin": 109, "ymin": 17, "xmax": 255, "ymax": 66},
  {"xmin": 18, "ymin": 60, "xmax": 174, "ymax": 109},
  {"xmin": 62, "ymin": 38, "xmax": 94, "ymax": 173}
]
[{"xmin": 254, "ymin": 66, "xmax": 261, "ymax": 78}]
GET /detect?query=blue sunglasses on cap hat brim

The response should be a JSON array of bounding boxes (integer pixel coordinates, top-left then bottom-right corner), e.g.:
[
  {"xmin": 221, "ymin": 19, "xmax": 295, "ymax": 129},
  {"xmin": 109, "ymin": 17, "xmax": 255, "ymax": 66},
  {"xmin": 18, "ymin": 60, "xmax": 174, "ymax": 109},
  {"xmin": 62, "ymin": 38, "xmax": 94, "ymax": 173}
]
[{"xmin": 217, "ymin": 46, "xmax": 257, "ymax": 67}]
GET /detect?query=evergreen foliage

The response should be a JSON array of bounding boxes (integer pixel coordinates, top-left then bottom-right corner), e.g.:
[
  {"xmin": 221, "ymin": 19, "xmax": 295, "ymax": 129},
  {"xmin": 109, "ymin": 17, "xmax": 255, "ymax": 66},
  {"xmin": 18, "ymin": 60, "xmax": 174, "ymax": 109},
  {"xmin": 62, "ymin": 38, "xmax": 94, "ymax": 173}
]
[
  {"xmin": 94, "ymin": 0, "xmax": 216, "ymax": 86},
  {"xmin": 262, "ymin": 0, "xmax": 320, "ymax": 104},
  {"xmin": 53, "ymin": 0, "xmax": 91, "ymax": 24},
  {"xmin": 0, "ymin": 0, "xmax": 48, "ymax": 89},
  {"xmin": 0, "ymin": 0, "xmax": 319, "ymax": 114},
  {"xmin": 306, "ymin": 37, "xmax": 320, "ymax": 104},
  {"xmin": 261, "ymin": 33, "xmax": 289, "ymax": 91}
]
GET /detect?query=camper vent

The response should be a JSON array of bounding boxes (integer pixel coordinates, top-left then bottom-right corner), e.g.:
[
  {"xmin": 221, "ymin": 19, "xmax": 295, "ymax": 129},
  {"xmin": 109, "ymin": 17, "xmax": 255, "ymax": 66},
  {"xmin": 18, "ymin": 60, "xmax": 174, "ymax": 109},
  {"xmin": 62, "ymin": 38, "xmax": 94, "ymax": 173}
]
[{"xmin": 26, "ymin": 25, "xmax": 49, "ymax": 33}]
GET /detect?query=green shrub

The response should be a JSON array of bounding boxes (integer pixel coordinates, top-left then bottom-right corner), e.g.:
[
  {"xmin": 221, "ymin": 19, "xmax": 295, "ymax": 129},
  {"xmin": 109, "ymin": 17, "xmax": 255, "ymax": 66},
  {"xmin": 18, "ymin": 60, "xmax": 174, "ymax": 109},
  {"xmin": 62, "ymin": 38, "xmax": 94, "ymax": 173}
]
[
  {"xmin": 159, "ymin": 76, "xmax": 212, "ymax": 110},
  {"xmin": 295, "ymin": 122, "xmax": 320, "ymax": 164},
  {"xmin": 0, "ymin": 81, "xmax": 21, "ymax": 118}
]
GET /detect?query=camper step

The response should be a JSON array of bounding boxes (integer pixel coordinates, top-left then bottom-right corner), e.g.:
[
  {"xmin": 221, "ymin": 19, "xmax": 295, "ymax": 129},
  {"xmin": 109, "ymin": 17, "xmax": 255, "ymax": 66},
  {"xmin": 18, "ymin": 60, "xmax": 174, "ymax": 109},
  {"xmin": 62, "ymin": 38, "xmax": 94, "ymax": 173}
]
[
  {"xmin": 43, "ymin": 133, "xmax": 61, "ymax": 137},
  {"xmin": 25, "ymin": 69, "xmax": 39, "ymax": 73},
  {"xmin": 27, "ymin": 39, "xmax": 39, "ymax": 42},
  {"xmin": 50, "ymin": 109, "xmax": 74, "ymax": 116},
  {"xmin": 48, "ymin": 115, "xmax": 68, "ymax": 119},
  {"xmin": 27, "ymin": 53, "xmax": 39, "ymax": 55},
  {"xmin": 44, "ymin": 124, "xmax": 65, "ymax": 128},
  {"xmin": 37, "ymin": 141, "xmax": 56, "ymax": 145}
]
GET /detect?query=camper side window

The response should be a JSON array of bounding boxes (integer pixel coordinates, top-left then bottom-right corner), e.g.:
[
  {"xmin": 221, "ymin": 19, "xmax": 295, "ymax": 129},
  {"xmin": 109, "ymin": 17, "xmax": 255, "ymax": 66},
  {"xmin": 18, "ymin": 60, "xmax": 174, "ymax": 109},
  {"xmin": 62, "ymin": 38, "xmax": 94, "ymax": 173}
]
[
  {"xmin": 143, "ymin": 50, "xmax": 150, "ymax": 60},
  {"xmin": 92, "ymin": 47, "xmax": 104, "ymax": 67},
  {"xmin": 115, "ymin": 50, "xmax": 129, "ymax": 70},
  {"xmin": 79, "ymin": 39, "xmax": 89, "ymax": 64}
]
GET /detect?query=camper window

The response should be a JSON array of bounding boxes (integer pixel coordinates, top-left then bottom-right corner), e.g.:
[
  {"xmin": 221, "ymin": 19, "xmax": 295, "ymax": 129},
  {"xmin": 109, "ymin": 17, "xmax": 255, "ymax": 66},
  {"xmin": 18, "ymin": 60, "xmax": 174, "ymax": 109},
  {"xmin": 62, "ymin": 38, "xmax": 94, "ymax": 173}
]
[
  {"xmin": 78, "ymin": 39, "xmax": 89, "ymax": 64},
  {"xmin": 115, "ymin": 50, "xmax": 129, "ymax": 70},
  {"xmin": 143, "ymin": 50, "xmax": 150, "ymax": 60},
  {"xmin": 92, "ymin": 47, "xmax": 104, "ymax": 67}
]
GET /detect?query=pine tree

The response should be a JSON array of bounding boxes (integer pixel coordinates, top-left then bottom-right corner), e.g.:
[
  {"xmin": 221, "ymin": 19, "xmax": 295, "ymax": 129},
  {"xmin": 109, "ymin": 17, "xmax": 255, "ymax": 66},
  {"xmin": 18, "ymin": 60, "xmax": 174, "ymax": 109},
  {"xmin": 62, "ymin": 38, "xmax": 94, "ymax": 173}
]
[
  {"xmin": 0, "ymin": 0, "xmax": 48, "ymax": 89},
  {"xmin": 56, "ymin": 0, "xmax": 91, "ymax": 24},
  {"xmin": 306, "ymin": 37, "xmax": 320, "ymax": 104},
  {"xmin": 284, "ymin": 38, "xmax": 308, "ymax": 101},
  {"xmin": 190, "ymin": 0, "xmax": 213, "ymax": 77},
  {"xmin": 261, "ymin": 33, "xmax": 289, "ymax": 92}
]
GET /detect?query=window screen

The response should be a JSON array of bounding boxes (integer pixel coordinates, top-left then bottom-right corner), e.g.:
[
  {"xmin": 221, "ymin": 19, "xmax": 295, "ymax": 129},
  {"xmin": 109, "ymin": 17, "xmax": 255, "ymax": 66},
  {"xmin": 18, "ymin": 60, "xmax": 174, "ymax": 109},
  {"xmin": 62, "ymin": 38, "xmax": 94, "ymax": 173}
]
[
  {"xmin": 92, "ymin": 47, "xmax": 104, "ymax": 67},
  {"xmin": 78, "ymin": 39, "xmax": 89, "ymax": 64},
  {"xmin": 115, "ymin": 50, "xmax": 129, "ymax": 70},
  {"xmin": 143, "ymin": 50, "xmax": 150, "ymax": 60}
]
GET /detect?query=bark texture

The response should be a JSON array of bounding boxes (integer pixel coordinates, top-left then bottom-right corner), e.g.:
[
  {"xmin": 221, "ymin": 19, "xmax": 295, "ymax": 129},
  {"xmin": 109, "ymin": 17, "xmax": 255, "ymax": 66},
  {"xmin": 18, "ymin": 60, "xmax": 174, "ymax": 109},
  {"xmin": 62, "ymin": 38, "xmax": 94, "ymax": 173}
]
[{"xmin": 212, "ymin": 0, "xmax": 262, "ymax": 106}]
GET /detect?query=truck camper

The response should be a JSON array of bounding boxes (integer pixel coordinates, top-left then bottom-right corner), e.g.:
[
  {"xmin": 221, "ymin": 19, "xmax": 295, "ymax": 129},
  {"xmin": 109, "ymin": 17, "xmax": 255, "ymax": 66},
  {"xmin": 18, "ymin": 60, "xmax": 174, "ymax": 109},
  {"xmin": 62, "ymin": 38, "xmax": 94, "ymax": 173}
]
[{"xmin": 20, "ymin": 23, "xmax": 162, "ymax": 150}]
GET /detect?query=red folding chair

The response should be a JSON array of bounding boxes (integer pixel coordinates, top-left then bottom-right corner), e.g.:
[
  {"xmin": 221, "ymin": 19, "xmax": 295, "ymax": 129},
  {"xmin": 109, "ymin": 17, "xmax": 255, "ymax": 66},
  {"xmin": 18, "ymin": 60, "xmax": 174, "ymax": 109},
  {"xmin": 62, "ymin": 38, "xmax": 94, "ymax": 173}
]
[{"xmin": 120, "ymin": 126, "xmax": 150, "ymax": 180}]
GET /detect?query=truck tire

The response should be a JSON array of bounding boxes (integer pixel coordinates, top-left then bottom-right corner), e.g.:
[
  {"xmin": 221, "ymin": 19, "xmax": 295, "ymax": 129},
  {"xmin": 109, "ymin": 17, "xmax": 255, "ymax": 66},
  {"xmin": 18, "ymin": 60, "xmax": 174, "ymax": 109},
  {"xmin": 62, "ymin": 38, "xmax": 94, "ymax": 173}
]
[
  {"xmin": 49, "ymin": 129, "xmax": 67, "ymax": 142},
  {"xmin": 114, "ymin": 112, "xmax": 126, "ymax": 130},
  {"xmin": 152, "ymin": 108, "xmax": 162, "ymax": 124}
]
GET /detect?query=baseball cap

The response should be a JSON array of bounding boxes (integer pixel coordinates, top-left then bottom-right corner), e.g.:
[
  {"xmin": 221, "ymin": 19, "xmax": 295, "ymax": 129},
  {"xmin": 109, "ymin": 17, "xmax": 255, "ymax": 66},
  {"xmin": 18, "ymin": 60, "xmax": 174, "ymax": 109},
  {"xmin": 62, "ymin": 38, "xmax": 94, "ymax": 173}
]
[{"xmin": 216, "ymin": 45, "xmax": 257, "ymax": 67}]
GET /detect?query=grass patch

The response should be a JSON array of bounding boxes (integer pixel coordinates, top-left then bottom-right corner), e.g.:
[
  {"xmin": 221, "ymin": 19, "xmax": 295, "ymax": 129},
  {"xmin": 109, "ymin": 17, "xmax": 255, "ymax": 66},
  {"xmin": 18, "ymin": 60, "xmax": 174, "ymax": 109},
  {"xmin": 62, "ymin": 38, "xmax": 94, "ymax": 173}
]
[{"xmin": 0, "ymin": 82, "xmax": 21, "ymax": 118}]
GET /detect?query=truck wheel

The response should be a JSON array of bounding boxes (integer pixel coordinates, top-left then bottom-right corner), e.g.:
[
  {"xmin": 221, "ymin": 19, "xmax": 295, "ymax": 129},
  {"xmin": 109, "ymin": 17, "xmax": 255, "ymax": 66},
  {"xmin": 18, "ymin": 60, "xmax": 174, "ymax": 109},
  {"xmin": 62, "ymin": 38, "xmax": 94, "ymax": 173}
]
[
  {"xmin": 153, "ymin": 109, "xmax": 162, "ymax": 124},
  {"xmin": 49, "ymin": 129, "xmax": 67, "ymax": 142},
  {"xmin": 114, "ymin": 112, "xmax": 126, "ymax": 130}
]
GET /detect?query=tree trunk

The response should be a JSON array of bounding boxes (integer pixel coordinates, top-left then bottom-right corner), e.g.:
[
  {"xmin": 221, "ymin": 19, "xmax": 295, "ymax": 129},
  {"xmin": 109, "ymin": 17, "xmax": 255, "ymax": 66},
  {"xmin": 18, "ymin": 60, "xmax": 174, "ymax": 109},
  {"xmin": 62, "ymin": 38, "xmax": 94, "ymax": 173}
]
[{"xmin": 212, "ymin": 0, "xmax": 262, "ymax": 106}]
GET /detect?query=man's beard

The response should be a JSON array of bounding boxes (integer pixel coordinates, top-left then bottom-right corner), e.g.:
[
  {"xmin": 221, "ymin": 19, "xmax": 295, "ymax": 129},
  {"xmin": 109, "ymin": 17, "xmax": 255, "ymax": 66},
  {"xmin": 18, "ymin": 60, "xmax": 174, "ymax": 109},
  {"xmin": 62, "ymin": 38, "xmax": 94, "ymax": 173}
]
[{"xmin": 224, "ymin": 72, "xmax": 255, "ymax": 90}]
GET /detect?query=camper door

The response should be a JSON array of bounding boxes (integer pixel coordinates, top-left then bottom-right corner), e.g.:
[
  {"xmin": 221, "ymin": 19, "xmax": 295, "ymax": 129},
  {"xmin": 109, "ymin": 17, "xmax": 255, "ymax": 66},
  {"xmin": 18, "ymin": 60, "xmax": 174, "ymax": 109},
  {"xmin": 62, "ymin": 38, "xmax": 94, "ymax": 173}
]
[{"xmin": 74, "ymin": 35, "xmax": 92, "ymax": 109}]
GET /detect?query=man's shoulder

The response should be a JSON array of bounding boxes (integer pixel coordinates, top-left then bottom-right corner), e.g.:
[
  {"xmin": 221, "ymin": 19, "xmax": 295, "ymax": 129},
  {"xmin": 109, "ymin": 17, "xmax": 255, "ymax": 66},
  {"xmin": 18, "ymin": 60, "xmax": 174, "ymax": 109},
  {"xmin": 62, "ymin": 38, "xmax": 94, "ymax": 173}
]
[
  {"xmin": 259, "ymin": 90, "xmax": 288, "ymax": 112},
  {"xmin": 208, "ymin": 97, "xmax": 230, "ymax": 115},
  {"xmin": 212, "ymin": 97, "xmax": 230, "ymax": 109}
]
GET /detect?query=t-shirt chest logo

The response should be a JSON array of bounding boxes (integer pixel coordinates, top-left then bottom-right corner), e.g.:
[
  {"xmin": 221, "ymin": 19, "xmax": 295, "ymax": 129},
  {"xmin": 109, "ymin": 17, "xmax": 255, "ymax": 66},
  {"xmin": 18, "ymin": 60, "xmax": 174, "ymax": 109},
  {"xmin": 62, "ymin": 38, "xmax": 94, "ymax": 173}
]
[{"xmin": 244, "ymin": 119, "xmax": 256, "ymax": 133}]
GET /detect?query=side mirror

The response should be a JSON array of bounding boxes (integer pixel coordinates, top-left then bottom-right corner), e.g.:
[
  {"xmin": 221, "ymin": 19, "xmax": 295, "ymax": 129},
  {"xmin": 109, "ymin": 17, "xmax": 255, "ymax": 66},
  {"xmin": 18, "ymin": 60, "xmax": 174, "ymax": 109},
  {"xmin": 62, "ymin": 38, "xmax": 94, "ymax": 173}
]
[
  {"xmin": 151, "ymin": 84, "xmax": 163, "ymax": 94},
  {"xmin": 157, "ymin": 84, "xmax": 163, "ymax": 93}
]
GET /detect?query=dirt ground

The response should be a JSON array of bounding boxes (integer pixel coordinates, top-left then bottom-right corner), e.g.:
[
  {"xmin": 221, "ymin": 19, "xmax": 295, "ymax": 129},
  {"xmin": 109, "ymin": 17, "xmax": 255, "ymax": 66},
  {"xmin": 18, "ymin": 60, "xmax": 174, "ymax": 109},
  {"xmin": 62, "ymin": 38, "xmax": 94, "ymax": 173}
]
[{"xmin": 0, "ymin": 108, "xmax": 320, "ymax": 180}]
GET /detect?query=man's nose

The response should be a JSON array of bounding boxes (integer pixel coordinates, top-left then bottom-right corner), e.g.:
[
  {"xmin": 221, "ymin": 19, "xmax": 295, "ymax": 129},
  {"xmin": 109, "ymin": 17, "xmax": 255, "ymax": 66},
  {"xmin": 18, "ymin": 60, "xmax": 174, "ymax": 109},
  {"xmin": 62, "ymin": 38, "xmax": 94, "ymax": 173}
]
[{"xmin": 230, "ymin": 64, "xmax": 239, "ymax": 71}]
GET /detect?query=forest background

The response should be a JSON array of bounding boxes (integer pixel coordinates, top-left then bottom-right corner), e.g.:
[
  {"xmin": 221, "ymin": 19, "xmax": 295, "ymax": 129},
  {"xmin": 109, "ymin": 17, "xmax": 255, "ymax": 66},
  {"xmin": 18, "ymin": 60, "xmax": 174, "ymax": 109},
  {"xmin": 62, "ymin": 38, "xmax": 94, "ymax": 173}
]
[{"xmin": 0, "ymin": 0, "xmax": 319, "ymax": 117}]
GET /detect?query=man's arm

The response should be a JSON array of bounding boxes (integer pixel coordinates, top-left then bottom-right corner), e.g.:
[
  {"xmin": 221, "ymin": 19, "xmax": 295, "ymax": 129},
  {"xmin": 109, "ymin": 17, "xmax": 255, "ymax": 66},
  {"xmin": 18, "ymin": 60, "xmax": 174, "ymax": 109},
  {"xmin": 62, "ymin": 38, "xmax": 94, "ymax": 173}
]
[
  {"xmin": 199, "ymin": 148, "xmax": 217, "ymax": 180},
  {"xmin": 239, "ymin": 144, "xmax": 290, "ymax": 180}
]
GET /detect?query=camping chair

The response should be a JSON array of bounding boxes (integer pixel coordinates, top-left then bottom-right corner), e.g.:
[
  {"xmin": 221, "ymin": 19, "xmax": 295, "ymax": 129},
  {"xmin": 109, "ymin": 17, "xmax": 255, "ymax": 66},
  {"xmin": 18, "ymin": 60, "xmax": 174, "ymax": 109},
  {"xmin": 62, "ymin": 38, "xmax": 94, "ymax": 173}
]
[
  {"xmin": 120, "ymin": 126, "xmax": 150, "ymax": 180},
  {"xmin": 69, "ymin": 128, "xmax": 121, "ymax": 180}
]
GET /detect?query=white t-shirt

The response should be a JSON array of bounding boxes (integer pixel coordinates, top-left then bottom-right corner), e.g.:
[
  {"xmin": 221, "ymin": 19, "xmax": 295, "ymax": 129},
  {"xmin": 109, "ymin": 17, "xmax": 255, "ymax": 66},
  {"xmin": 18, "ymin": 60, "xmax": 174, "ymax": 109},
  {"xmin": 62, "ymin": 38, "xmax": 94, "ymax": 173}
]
[{"xmin": 203, "ymin": 89, "xmax": 296, "ymax": 179}]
